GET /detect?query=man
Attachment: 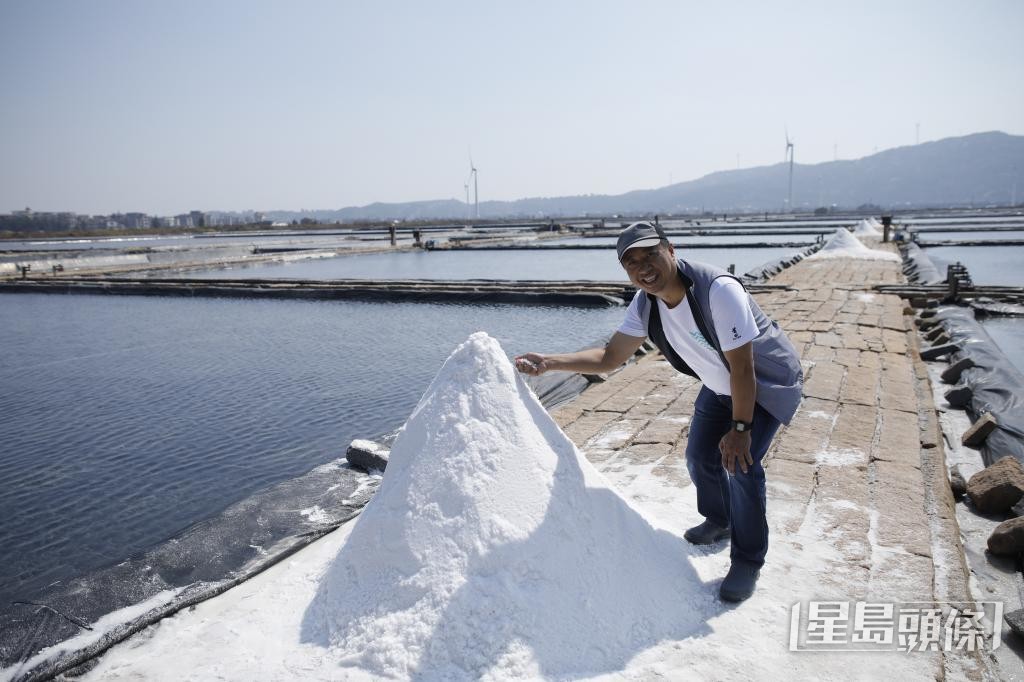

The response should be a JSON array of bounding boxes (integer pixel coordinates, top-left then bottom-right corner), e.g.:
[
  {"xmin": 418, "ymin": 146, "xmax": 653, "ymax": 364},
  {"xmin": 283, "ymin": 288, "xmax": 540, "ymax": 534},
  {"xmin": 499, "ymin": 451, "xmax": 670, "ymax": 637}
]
[{"xmin": 515, "ymin": 221, "xmax": 803, "ymax": 602}]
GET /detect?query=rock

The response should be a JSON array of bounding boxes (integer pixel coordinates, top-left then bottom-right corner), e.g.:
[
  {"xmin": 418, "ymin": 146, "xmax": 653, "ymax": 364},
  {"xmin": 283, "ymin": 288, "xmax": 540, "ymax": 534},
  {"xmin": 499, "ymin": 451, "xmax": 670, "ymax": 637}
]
[
  {"xmin": 940, "ymin": 357, "xmax": 975, "ymax": 384},
  {"xmin": 346, "ymin": 439, "xmax": 390, "ymax": 472},
  {"xmin": 967, "ymin": 456, "xmax": 1024, "ymax": 514},
  {"xmin": 988, "ymin": 517, "xmax": 1024, "ymax": 555},
  {"xmin": 1012, "ymin": 497, "xmax": 1024, "ymax": 517},
  {"xmin": 920, "ymin": 343, "xmax": 959, "ymax": 361},
  {"xmin": 944, "ymin": 385, "xmax": 973, "ymax": 408},
  {"xmin": 1006, "ymin": 608, "xmax": 1024, "ymax": 639},
  {"xmin": 949, "ymin": 465, "xmax": 967, "ymax": 498},
  {"xmin": 962, "ymin": 412, "xmax": 998, "ymax": 447}
]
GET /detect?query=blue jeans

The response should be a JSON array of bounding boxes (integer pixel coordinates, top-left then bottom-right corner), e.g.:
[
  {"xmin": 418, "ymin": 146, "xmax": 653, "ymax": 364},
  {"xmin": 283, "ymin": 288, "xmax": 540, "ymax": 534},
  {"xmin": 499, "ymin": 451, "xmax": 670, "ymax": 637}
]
[{"xmin": 685, "ymin": 386, "xmax": 782, "ymax": 567}]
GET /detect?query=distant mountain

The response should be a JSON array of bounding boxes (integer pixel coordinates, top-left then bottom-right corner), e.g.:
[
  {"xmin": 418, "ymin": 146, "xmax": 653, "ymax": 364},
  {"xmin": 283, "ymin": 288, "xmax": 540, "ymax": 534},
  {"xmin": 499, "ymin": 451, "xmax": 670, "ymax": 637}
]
[{"xmin": 263, "ymin": 131, "xmax": 1024, "ymax": 221}]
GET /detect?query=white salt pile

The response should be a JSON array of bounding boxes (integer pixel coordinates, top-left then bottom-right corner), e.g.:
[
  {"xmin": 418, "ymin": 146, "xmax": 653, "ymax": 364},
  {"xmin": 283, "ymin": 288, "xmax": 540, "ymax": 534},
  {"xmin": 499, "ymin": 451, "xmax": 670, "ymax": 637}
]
[
  {"xmin": 303, "ymin": 332, "xmax": 709, "ymax": 680},
  {"xmin": 852, "ymin": 219, "xmax": 882, "ymax": 236},
  {"xmin": 807, "ymin": 228, "xmax": 900, "ymax": 261}
]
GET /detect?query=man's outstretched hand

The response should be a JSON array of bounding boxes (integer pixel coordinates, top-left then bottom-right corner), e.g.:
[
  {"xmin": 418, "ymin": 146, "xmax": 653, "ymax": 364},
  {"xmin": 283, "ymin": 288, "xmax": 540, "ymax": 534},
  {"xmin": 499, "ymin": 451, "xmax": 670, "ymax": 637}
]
[
  {"xmin": 514, "ymin": 353, "xmax": 548, "ymax": 376},
  {"xmin": 719, "ymin": 429, "xmax": 753, "ymax": 475}
]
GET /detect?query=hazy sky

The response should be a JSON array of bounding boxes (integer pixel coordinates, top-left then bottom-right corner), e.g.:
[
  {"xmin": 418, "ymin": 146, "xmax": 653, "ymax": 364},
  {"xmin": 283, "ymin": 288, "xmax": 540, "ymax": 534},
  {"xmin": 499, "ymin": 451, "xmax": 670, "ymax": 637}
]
[{"xmin": 2, "ymin": 0, "xmax": 1022, "ymax": 215}]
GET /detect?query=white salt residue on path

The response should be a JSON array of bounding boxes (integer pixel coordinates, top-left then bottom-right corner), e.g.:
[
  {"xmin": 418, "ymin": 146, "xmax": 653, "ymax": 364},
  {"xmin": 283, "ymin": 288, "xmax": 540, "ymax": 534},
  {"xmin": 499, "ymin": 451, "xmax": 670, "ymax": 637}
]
[
  {"xmin": 303, "ymin": 331, "xmax": 710, "ymax": 679},
  {"xmin": 807, "ymin": 228, "xmax": 900, "ymax": 262},
  {"xmin": 814, "ymin": 446, "xmax": 867, "ymax": 467}
]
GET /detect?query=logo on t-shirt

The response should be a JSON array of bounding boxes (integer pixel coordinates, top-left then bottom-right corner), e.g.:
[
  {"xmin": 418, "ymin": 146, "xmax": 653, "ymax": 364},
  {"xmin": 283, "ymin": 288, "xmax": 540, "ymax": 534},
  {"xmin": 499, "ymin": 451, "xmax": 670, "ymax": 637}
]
[{"xmin": 731, "ymin": 326, "xmax": 740, "ymax": 340}]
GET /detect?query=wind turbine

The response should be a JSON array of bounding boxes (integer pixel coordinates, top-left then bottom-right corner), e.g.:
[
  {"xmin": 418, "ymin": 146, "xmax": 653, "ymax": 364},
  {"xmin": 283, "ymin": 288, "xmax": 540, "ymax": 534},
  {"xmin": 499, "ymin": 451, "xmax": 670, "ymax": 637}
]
[
  {"xmin": 464, "ymin": 182, "xmax": 471, "ymax": 220},
  {"xmin": 468, "ymin": 155, "xmax": 479, "ymax": 220},
  {"xmin": 784, "ymin": 128, "xmax": 795, "ymax": 212}
]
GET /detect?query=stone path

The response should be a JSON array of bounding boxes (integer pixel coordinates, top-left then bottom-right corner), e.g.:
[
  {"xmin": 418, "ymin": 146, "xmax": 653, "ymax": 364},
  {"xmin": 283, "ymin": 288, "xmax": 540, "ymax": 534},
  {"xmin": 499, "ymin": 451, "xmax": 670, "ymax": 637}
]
[{"xmin": 551, "ymin": 244, "xmax": 991, "ymax": 679}]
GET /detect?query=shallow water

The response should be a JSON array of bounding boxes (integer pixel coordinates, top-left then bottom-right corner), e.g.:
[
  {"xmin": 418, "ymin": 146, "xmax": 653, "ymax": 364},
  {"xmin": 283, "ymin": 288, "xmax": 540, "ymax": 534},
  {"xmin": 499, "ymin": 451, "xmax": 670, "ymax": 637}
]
[
  {"xmin": 915, "ymin": 229, "xmax": 1024, "ymax": 241},
  {"xmin": 0, "ymin": 293, "xmax": 624, "ymax": 608},
  {"xmin": 923, "ymin": 246, "xmax": 1024, "ymax": 287},
  {"xmin": 163, "ymin": 246, "xmax": 803, "ymax": 281}
]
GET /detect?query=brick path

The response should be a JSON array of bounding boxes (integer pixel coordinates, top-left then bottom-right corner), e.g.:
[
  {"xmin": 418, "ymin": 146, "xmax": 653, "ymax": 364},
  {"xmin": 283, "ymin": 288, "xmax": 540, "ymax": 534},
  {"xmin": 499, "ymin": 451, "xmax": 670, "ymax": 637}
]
[{"xmin": 551, "ymin": 243, "xmax": 986, "ymax": 678}]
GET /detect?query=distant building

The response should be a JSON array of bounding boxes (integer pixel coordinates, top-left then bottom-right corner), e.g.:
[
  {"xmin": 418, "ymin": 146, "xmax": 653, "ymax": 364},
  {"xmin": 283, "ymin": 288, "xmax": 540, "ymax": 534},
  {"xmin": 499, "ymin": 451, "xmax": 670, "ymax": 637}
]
[
  {"xmin": 189, "ymin": 210, "xmax": 206, "ymax": 228},
  {"xmin": 123, "ymin": 212, "xmax": 151, "ymax": 229}
]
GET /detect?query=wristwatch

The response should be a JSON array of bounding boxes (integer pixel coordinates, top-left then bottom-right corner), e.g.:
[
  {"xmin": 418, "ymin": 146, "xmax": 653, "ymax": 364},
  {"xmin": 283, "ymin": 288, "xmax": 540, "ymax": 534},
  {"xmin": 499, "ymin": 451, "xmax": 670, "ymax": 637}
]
[{"xmin": 732, "ymin": 420, "xmax": 752, "ymax": 433}]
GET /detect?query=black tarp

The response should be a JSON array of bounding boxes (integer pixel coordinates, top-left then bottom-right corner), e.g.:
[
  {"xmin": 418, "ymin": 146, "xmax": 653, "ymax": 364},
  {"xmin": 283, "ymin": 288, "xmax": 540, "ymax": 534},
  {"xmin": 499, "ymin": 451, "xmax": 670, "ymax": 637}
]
[
  {"xmin": 931, "ymin": 305, "xmax": 1024, "ymax": 466},
  {"xmin": 742, "ymin": 244, "xmax": 821, "ymax": 282},
  {"xmin": 901, "ymin": 242, "xmax": 945, "ymax": 285},
  {"xmin": 1, "ymin": 460, "xmax": 375, "ymax": 681}
]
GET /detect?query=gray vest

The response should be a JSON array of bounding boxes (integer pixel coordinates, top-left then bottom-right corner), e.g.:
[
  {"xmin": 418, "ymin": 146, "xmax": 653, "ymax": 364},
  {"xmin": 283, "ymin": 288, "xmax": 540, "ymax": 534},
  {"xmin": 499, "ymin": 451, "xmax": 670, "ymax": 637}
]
[{"xmin": 639, "ymin": 258, "xmax": 804, "ymax": 425}]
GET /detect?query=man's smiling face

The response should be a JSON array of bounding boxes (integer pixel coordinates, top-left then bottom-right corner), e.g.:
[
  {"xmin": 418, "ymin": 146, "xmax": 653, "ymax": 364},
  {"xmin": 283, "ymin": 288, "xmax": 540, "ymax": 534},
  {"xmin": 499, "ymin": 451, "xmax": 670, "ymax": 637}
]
[{"xmin": 620, "ymin": 241, "xmax": 678, "ymax": 296}]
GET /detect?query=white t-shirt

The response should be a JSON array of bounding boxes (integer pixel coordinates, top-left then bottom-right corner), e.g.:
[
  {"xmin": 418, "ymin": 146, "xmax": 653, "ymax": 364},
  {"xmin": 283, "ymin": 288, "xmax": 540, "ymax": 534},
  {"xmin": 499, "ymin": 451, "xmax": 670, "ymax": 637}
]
[{"xmin": 617, "ymin": 278, "xmax": 758, "ymax": 396}]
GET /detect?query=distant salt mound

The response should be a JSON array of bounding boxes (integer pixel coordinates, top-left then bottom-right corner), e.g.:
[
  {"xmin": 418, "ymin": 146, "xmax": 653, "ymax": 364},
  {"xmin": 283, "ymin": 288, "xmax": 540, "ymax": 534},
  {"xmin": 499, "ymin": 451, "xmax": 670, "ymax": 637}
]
[
  {"xmin": 807, "ymin": 228, "xmax": 900, "ymax": 261},
  {"xmin": 304, "ymin": 332, "xmax": 707, "ymax": 680},
  {"xmin": 852, "ymin": 219, "xmax": 882, "ymax": 236}
]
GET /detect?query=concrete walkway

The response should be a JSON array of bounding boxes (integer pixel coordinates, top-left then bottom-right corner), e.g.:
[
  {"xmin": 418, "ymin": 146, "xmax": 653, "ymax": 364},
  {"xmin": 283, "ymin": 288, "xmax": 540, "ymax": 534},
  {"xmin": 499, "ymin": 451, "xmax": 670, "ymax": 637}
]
[{"xmin": 551, "ymin": 244, "xmax": 993, "ymax": 679}]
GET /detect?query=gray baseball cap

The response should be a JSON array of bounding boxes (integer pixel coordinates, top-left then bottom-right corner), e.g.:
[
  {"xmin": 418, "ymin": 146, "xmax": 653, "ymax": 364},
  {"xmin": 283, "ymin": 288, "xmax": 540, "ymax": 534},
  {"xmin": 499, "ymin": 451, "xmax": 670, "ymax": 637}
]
[{"xmin": 616, "ymin": 221, "xmax": 668, "ymax": 261}]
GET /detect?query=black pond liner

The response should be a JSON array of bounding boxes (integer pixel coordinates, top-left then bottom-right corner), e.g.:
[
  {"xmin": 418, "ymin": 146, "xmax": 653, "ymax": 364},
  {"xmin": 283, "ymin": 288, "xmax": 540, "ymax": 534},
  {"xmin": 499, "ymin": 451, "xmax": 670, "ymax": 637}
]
[
  {"xmin": 929, "ymin": 305, "xmax": 1024, "ymax": 467},
  {"xmin": 901, "ymin": 242, "xmax": 945, "ymax": 285},
  {"xmin": 1, "ymin": 460, "xmax": 376, "ymax": 681},
  {"xmin": 742, "ymin": 243, "xmax": 822, "ymax": 282}
]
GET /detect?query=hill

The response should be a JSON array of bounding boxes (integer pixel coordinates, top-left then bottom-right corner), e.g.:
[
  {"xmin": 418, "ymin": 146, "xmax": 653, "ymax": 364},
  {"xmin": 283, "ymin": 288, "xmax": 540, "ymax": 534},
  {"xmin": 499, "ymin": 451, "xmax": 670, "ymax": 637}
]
[{"xmin": 265, "ymin": 131, "xmax": 1024, "ymax": 221}]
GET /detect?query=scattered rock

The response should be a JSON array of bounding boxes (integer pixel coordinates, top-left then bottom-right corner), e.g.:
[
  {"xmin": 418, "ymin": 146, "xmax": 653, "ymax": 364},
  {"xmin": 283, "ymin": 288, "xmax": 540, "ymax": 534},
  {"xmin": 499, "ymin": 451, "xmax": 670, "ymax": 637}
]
[
  {"xmin": 346, "ymin": 439, "xmax": 390, "ymax": 472},
  {"xmin": 962, "ymin": 412, "xmax": 998, "ymax": 447},
  {"xmin": 940, "ymin": 357, "xmax": 976, "ymax": 384},
  {"xmin": 988, "ymin": 517, "xmax": 1024, "ymax": 555},
  {"xmin": 1005, "ymin": 608, "xmax": 1024, "ymax": 639},
  {"xmin": 949, "ymin": 465, "xmax": 967, "ymax": 498},
  {"xmin": 920, "ymin": 343, "xmax": 959, "ymax": 361},
  {"xmin": 967, "ymin": 456, "xmax": 1024, "ymax": 514},
  {"xmin": 944, "ymin": 385, "xmax": 973, "ymax": 408}
]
